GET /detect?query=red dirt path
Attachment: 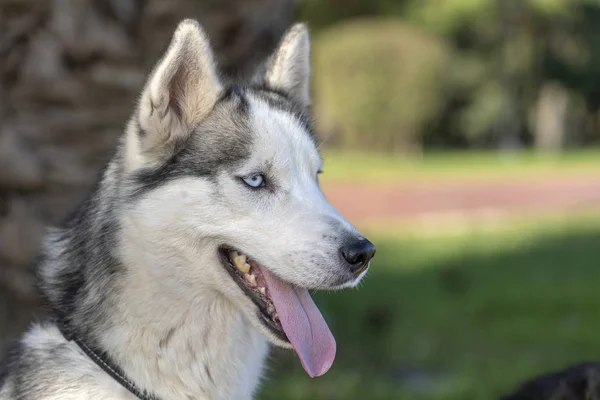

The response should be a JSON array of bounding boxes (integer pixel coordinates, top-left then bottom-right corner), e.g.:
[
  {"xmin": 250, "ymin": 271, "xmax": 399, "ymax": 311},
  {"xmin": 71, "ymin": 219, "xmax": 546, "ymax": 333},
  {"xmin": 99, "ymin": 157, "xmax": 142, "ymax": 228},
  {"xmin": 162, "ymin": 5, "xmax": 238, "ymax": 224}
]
[{"xmin": 322, "ymin": 174, "xmax": 600, "ymax": 226}]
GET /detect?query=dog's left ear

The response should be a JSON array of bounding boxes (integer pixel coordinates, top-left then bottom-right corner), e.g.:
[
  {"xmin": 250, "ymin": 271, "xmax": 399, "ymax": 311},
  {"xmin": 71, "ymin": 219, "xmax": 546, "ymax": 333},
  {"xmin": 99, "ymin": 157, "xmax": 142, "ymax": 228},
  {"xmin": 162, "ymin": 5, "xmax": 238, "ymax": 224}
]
[
  {"xmin": 260, "ymin": 23, "xmax": 311, "ymax": 107},
  {"xmin": 132, "ymin": 19, "xmax": 222, "ymax": 165}
]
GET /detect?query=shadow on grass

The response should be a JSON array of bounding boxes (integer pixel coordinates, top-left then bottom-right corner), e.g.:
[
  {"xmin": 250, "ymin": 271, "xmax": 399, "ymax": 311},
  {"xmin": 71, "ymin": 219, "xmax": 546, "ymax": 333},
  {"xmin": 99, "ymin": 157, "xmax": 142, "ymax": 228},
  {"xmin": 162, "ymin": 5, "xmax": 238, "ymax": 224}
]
[{"xmin": 260, "ymin": 226, "xmax": 600, "ymax": 400}]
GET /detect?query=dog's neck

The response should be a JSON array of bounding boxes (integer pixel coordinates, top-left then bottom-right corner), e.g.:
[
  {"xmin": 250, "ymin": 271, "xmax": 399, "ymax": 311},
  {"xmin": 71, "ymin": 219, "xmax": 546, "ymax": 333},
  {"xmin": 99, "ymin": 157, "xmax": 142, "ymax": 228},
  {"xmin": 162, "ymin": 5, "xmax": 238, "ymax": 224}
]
[
  {"xmin": 102, "ymin": 272, "xmax": 270, "ymax": 400},
  {"xmin": 109, "ymin": 234, "xmax": 271, "ymax": 400},
  {"xmin": 107, "ymin": 220, "xmax": 270, "ymax": 399}
]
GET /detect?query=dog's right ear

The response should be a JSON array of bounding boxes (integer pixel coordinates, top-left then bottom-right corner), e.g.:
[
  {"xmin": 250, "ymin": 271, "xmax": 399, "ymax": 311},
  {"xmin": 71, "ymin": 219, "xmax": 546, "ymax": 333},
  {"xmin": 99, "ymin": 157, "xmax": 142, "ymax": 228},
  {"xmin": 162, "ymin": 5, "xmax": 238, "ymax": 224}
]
[
  {"xmin": 130, "ymin": 19, "xmax": 222, "ymax": 166},
  {"xmin": 256, "ymin": 23, "xmax": 311, "ymax": 108}
]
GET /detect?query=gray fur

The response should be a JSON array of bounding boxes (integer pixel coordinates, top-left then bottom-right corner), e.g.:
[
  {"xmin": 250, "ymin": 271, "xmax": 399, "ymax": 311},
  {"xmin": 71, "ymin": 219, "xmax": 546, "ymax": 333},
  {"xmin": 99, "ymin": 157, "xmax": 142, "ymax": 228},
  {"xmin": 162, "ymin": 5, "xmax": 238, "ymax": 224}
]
[{"xmin": 0, "ymin": 19, "xmax": 373, "ymax": 400}]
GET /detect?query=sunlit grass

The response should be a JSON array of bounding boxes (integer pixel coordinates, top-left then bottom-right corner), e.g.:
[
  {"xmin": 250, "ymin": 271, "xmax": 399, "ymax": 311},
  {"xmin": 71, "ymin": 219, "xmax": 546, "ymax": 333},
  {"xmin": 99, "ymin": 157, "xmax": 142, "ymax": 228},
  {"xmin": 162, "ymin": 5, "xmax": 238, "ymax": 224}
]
[
  {"xmin": 320, "ymin": 149, "xmax": 600, "ymax": 183},
  {"xmin": 260, "ymin": 212, "xmax": 600, "ymax": 400}
]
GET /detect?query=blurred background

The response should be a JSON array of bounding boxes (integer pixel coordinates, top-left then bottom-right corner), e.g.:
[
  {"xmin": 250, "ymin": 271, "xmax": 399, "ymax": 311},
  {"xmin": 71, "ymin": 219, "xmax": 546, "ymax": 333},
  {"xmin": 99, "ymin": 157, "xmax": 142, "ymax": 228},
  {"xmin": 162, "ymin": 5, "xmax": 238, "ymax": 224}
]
[{"xmin": 2, "ymin": 0, "xmax": 600, "ymax": 399}]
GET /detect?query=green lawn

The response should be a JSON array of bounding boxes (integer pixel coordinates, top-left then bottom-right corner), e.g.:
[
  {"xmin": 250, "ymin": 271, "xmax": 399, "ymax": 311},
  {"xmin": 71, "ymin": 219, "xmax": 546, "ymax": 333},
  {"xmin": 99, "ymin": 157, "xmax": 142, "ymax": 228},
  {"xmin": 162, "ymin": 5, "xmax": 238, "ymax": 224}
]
[
  {"xmin": 259, "ymin": 213, "xmax": 600, "ymax": 400},
  {"xmin": 320, "ymin": 149, "xmax": 600, "ymax": 183}
]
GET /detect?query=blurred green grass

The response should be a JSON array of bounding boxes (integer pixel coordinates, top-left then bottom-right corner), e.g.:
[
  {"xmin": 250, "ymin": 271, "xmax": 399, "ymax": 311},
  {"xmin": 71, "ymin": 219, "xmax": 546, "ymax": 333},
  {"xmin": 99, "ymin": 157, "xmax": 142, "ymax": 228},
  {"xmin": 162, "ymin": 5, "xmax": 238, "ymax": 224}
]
[
  {"xmin": 320, "ymin": 150, "xmax": 600, "ymax": 183},
  {"xmin": 259, "ymin": 212, "xmax": 600, "ymax": 400}
]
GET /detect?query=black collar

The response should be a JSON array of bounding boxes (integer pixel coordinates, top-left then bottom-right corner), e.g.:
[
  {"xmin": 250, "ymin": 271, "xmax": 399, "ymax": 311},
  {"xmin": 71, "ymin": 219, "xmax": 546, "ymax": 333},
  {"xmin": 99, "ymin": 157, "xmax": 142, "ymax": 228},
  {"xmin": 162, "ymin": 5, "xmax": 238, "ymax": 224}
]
[{"xmin": 55, "ymin": 314, "xmax": 161, "ymax": 400}]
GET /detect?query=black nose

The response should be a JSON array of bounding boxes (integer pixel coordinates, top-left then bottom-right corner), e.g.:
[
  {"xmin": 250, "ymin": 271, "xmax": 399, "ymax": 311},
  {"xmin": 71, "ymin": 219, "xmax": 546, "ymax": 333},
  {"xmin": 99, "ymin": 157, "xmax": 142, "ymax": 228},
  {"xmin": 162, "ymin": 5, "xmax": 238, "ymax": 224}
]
[{"xmin": 340, "ymin": 238, "xmax": 376, "ymax": 277}]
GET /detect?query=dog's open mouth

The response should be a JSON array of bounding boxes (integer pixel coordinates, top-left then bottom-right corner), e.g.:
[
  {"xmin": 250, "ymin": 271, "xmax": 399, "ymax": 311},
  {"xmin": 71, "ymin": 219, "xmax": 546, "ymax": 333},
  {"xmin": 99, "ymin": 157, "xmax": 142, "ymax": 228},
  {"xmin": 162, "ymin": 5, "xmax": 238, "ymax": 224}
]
[
  {"xmin": 218, "ymin": 245, "xmax": 336, "ymax": 377},
  {"xmin": 219, "ymin": 246, "xmax": 286, "ymax": 340}
]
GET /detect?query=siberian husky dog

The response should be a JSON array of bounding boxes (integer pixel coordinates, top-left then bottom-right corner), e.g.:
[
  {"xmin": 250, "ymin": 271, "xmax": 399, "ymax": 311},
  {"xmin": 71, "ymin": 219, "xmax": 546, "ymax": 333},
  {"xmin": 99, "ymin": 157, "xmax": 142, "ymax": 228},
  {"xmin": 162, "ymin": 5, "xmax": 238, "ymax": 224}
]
[{"xmin": 0, "ymin": 19, "xmax": 375, "ymax": 400}]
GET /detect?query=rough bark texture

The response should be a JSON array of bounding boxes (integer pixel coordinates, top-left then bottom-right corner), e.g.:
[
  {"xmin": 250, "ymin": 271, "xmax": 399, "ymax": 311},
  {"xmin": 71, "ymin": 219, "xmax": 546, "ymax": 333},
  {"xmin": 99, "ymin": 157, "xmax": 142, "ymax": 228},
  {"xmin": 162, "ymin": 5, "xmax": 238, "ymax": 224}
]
[{"xmin": 0, "ymin": 0, "xmax": 294, "ymax": 353}]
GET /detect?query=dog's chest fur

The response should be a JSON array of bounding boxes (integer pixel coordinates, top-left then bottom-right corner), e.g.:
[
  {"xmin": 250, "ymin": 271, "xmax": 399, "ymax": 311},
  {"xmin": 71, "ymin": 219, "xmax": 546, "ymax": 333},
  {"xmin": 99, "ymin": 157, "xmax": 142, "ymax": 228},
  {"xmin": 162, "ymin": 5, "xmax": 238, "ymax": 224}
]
[
  {"xmin": 1, "ymin": 298, "xmax": 269, "ymax": 400},
  {"xmin": 103, "ymin": 289, "xmax": 271, "ymax": 399}
]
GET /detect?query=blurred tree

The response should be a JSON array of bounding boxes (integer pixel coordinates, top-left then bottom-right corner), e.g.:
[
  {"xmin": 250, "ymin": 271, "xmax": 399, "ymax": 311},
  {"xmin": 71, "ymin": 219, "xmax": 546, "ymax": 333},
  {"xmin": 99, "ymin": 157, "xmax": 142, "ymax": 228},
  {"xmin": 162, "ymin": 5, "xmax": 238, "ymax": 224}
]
[
  {"xmin": 405, "ymin": 0, "xmax": 600, "ymax": 148},
  {"xmin": 312, "ymin": 18, "xmax": 449, "ymax": 152},
  {"xmin": 299, "ymin": 0, "xmax": 408, "ymax": 30},
  {"xmin": 302, "ymin": 0, "xmax": 600, "ymax": 150},
  {"xmin": 0, "ymin": 0, "xmax": 294, "ymax": 354}
]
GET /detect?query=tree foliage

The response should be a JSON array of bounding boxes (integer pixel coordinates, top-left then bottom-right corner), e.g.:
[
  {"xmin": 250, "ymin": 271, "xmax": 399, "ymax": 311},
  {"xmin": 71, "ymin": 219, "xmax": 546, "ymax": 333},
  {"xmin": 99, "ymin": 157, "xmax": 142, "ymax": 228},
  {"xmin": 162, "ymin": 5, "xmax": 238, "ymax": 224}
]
[
  {"xmin": 302, "ymin": 0, "xmax": 600, "ymax": 150},
  {"xmin": 312, "ymin": 19, "xmax": 449, "ymax": 151}
]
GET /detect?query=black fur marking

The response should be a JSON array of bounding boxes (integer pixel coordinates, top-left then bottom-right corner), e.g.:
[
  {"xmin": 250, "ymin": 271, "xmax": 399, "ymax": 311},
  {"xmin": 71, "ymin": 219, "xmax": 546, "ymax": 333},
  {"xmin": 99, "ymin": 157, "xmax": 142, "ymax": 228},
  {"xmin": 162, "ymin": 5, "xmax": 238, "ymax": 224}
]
[
  {"xmin": 34, "ymin": 159, "xmax": 126, "ymax": 343},
  {"xmin": 131, "ymin": 99, "xmax": 253, "ymax": 198},
  {"xmin": 54, "ymin": 267, "xmax": 86, "ymax": 322},
  {"xmin": 219, "ymin": 84, "xmax": 250, "ymax": 115},
  {"xmin": 51, "ymin": 210, "xmax": 122, "ymax": 337},
  {"xmin": 133, "ymin": 152, "xmax": 183, "ymax": 195}
]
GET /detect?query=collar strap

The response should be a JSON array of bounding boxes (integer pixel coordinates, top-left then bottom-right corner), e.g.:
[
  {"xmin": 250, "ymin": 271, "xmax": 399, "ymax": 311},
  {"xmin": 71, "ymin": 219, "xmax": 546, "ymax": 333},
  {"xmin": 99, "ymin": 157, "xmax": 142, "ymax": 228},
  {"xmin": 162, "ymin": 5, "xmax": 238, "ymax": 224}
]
[{"xmin": 56, "ymin": 315, "xmax": 161, "ymax": 400}]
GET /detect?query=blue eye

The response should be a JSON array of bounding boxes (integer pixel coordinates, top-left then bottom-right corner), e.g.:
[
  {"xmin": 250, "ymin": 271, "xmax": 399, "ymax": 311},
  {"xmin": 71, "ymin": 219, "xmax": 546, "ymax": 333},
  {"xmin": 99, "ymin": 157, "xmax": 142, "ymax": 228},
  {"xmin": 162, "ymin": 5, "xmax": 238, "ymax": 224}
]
[{"xmin": 242, "ymin": 174, "xmax": 265, "ymax": 188}]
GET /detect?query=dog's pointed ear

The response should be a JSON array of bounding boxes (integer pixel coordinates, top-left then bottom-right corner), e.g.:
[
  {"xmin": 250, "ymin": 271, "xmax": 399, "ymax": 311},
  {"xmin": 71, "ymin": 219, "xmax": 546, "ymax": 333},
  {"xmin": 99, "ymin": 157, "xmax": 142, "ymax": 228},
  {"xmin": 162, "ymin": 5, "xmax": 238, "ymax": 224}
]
[
  {"xmin": 261, "ymin": 23, "xmax": 311, "ymax": 107},
  {"xmin": 136, "ymin": 19, "xmax": 222, "ymax": 161}
]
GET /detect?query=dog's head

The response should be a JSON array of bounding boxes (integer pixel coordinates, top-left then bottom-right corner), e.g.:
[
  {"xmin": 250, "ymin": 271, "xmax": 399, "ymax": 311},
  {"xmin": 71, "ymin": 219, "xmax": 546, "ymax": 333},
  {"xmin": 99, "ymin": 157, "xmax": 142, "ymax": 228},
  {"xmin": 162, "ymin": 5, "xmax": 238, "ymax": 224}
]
[{"xmin": 120, "ymin": 20, "xmax": 375, "ymax": 377}]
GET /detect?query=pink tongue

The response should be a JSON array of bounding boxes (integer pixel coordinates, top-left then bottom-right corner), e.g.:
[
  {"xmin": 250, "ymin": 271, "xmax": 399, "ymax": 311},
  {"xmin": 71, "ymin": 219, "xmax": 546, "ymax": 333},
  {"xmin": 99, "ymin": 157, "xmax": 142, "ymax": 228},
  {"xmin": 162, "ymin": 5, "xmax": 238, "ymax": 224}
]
[{"xmin": 261, "ymin": 268, "xmax": 336, "ymax": 377}]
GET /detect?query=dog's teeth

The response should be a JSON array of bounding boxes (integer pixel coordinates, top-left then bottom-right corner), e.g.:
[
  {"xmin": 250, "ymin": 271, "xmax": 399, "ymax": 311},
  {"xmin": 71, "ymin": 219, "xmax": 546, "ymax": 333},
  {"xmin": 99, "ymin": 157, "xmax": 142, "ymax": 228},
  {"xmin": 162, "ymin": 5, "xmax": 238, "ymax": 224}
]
[
  {"xmin": 259, "ymin": 287, "xmax": 266, "ymax": 296},
  {"xmin": 233, "ymin": 254, "xmax": 250, "ymax": 273},
  {"xmin": 272, "ymin": 312, "xmax": 279, "ymax": 321},
  {"xmin": 230, "ymin": 250, "xmax": 239, "ymax": 258},
  {"xmin": 245, "ymin": 273, "xmax": 257, "ymax": 287},
  {"xmin": 267, "ymin": 303, "xmax": 275, "ymax": 314}
]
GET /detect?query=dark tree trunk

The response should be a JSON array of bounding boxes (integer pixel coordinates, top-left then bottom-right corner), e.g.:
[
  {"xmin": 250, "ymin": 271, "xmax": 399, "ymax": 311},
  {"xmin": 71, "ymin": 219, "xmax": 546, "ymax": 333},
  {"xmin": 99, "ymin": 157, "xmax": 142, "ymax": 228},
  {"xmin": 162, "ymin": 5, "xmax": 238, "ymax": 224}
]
[{"xmin": 0, "ymin": 0, "xmax": 294, "ymax": 354}]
